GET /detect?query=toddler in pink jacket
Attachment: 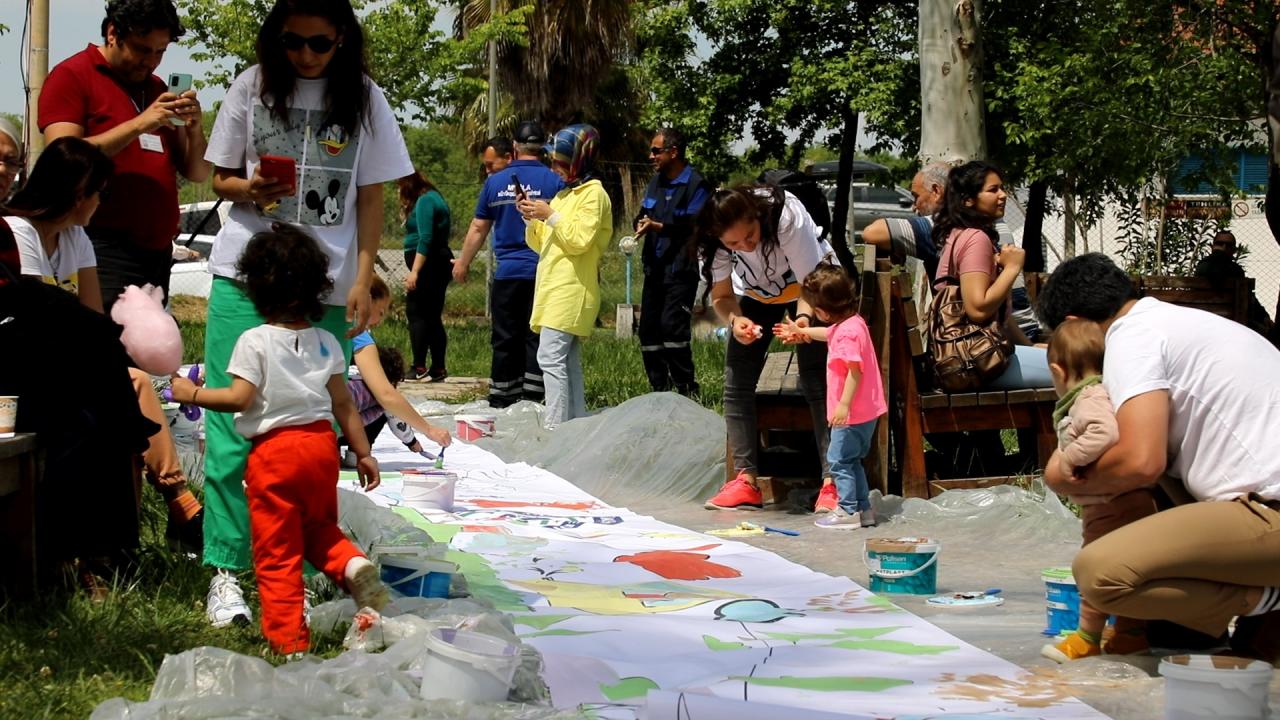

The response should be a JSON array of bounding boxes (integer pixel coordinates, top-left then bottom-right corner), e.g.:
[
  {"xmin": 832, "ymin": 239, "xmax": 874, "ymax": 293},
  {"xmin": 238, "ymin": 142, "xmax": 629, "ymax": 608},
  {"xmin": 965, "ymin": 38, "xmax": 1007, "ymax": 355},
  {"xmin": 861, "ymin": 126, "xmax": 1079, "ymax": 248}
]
[{"xmin": 1041, "ymin": 319, "xmax": 1157, "ymax": 663}]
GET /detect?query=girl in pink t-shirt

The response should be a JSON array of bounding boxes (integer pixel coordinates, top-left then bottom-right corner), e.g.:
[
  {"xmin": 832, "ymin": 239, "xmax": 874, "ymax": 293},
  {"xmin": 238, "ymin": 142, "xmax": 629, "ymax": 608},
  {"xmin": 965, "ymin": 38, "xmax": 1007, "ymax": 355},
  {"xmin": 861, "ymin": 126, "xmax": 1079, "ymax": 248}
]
[{"xmin": 777, "ymin": 265, "xmax": 887, "ymax": 529}]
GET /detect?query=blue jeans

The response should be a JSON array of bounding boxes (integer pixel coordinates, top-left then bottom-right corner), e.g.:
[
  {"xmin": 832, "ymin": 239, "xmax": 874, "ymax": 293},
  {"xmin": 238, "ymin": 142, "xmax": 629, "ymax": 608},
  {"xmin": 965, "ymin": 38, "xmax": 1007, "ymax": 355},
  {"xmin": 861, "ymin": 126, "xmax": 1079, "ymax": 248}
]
[
  {"xmin": 987, "ymin": 345, "xmax": 1051, "ymax": 390},
  {"xmin": 827, "ymin": 418, "xmax": 878, "ymax": 514}
]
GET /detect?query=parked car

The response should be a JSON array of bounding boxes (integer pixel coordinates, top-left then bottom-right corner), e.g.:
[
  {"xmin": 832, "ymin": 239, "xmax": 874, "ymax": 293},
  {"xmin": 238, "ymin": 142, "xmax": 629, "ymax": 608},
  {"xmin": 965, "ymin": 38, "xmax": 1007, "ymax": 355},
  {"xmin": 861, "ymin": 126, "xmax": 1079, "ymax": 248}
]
[
  {"xmin": 169, "ymin": 200, "xmax": 229, "ymax": 299},
  {"xmin": 826, "ymin": 183, "xmax": 917, "ymax": 239},
  {"xmin": 804, "ymin": 160, "xmax": 917, "ymax": 239}
]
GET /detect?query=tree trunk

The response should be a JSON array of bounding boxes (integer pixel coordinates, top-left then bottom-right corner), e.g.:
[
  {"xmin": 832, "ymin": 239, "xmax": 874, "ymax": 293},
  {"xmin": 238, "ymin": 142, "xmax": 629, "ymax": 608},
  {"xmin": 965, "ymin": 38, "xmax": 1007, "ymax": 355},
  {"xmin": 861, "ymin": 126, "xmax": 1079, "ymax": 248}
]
[
  {"xmin": 1023, "ymin": 179, "xmax": 1048, "ymax": 271},
  {"xmin": 1063, "ymin": 189, "xmax": 1077, "ymax": 259},
  {"xmin": 831, "ymin": 107, "xmax": 859, "ymax": 273},
  {"xmin": 918, "ymin": 0, "xmax": 986, "ymax": 163}
]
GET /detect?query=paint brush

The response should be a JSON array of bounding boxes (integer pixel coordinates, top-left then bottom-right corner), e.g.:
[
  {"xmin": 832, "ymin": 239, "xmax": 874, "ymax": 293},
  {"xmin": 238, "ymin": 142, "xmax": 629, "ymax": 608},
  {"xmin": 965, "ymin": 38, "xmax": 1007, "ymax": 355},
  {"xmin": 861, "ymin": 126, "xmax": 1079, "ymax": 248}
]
[{"xmin": 434, "ymin": 446, "xmax": 446, "ymax": 469}]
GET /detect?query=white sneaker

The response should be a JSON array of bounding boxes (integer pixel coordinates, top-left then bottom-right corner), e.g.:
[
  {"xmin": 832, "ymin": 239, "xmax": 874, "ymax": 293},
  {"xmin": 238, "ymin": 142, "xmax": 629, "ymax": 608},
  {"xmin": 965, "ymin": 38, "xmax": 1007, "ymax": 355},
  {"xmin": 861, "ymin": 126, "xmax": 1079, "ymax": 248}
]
[
  {"xmin": 813, "ymin": 506, "xmax": 864, "ymax": 530},
  {"xmin": 206, "ymin": 570, "xmax": 253, "ymax": 628},
  {"xmin": 344, "ymin": 557, "xmax": 389, "ymax": 611},
  {"xmin": 341, "ymin": 450, "xmax": 358, "ymax": 469}
]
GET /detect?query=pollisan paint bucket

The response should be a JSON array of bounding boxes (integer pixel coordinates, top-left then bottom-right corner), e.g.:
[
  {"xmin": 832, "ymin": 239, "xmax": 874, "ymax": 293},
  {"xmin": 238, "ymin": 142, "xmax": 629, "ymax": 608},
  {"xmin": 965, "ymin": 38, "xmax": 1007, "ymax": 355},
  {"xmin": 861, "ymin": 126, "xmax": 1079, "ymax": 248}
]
[
  {"xmin": 419, "ymin": 628, "xmax": 521, "ymax": 703},
  {"xmin": 863, "ymin": 537, "xmax": 940, "ymax": 595},
  {"xmin": 1159, "ymin": 654, "xmax": 1272, "ymax": 720},
  {"xmin": 1041, "ymin": 567, "xmax": 1080, "ymax": 637},
  {"xmin": 377, "ymin": 554, "xmax": 456, "ymax": 598},
  {"xmin": 401, "ymin": 469, "xmax": 456, "ymax": 511},
  {"xmin": 455, "ymin": 414, "xmax": 495, "ymax": 442}
]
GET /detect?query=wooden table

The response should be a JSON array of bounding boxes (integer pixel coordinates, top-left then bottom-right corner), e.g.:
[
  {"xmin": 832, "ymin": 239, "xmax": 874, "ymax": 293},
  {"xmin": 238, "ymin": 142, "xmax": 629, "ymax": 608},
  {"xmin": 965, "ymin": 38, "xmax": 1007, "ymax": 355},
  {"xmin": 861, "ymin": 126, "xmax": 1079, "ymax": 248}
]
[{"xmin": 0, "ymin": 433, "xmax": 42, "ymax": 598}]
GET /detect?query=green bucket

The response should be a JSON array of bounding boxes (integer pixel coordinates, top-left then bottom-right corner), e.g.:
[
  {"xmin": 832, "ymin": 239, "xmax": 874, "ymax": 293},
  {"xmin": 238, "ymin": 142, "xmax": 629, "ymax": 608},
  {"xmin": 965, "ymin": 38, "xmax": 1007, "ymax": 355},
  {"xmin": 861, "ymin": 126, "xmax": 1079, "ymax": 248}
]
[{"xmin": 863, "ymin": 537, "xmax": 940, "ymax": 595}]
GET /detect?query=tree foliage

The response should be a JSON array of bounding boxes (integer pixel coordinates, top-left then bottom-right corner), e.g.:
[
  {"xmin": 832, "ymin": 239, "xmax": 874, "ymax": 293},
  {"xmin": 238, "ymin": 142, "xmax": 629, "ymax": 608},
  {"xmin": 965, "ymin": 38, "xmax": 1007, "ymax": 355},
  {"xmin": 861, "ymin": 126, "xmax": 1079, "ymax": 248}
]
[
  {"xmin": 984, "ymin": 0, "xmax": 1278, "ymax": 218},
  {"xmin": 633, "ymin": 0, "xmax": 917, "ymax": 182}
]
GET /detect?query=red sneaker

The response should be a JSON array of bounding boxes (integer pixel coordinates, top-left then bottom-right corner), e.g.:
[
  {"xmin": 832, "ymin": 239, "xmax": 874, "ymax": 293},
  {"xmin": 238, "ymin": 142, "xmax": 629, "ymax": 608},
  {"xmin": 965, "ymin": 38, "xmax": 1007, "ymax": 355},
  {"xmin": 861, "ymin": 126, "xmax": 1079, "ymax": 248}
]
[
  {"xmin": 814, "ymin": 483, "xmax": 838, "ymax": 514},
  {"xmin": 704, "ymin": 472, "xmax": 763, "ymax": 510}
]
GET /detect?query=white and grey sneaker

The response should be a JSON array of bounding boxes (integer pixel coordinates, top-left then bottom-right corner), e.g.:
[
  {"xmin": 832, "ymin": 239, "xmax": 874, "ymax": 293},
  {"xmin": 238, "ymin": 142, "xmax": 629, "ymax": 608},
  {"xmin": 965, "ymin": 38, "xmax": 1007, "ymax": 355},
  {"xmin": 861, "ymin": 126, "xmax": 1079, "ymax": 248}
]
[
  {"xmin": 344, "ymin": 557, "xmax": 389, "ymax": 611},
  {"xmin": 814, "ymin": 506, "xmax": 864, "ymax": 530},
  {"xmin": 207, "ymin": 569, "xmax": 253, "ymax": 628}
]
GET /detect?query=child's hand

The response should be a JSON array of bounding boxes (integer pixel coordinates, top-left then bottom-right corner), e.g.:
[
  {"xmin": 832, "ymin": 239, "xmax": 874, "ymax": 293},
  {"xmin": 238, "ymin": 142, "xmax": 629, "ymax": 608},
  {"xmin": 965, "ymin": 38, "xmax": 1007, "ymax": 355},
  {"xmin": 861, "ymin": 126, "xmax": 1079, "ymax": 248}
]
[
  {"xmin": 772, "ymin": 316, "xmax": 807, "ymax": 345},
  {"xmin": 427, "ymin": 426, "xmax": 452, "ymax": 448},
  {"xmin": 829, "ymin": 402, "xmax": 849, "ymax": 426},
  {"xmin": 730, "ymin": 314, "xmax": 763, "ymax": 344},
  {"xmin": 357, "ymin": 455, "xmax": 381, "ymax": 492},
  {"xmin": 169, "ymin": 374, "xmax": 201, "ymax": 404}
]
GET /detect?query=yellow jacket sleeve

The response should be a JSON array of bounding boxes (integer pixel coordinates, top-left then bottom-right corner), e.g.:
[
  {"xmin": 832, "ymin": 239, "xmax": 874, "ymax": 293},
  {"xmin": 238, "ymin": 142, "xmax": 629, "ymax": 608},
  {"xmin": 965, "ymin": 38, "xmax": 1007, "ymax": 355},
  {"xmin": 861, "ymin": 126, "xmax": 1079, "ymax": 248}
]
[{"xmin": 526, "ymin": 218, "xmax": 547, "ymax": 254}]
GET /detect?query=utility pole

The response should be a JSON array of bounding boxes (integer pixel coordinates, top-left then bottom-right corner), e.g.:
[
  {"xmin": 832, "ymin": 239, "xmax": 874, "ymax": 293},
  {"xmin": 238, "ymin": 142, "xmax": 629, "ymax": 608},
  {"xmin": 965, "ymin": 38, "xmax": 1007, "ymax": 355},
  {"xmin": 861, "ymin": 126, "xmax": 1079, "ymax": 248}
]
[{"xmin": 25, "ymin": 0, "xmax": 50, "ymax": 166}]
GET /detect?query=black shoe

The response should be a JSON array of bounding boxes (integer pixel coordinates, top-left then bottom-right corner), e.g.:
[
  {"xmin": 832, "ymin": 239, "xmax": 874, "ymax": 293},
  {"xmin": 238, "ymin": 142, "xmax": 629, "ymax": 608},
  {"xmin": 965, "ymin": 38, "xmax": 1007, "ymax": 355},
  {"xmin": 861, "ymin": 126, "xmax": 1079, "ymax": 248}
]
[
  {"xmin": 411, "ymin": 366, "xmax": 429, "ymax": 381},
  {"xmin": 428, "ymin": 368, "xmax": 448, "ymax": 382},
  {"xmin": 166, "ymin": 509, "xmax": 204, "ymax": 556},
  {"xmin": 1230, "ymin": 614, "xmax": 1280, "ymax": 663}
]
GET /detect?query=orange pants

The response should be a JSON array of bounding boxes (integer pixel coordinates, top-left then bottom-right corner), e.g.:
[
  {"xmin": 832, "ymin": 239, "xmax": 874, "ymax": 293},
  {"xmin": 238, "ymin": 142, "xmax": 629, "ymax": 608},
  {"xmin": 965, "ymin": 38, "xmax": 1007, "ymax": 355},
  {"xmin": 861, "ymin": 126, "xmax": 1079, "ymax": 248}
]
[{"xmin": 245, "ymin": 420, "xmax": 364, "ymax": 654}]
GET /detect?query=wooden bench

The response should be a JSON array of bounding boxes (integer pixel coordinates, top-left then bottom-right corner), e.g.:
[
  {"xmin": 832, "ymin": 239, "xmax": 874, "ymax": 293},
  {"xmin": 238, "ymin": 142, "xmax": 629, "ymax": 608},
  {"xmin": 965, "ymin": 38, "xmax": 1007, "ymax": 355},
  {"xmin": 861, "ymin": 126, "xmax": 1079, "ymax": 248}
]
[
  {"xmin": 888, "ymin": 260, "xmax": 1057, "ymax": 498},
  {"xmin": 1138, "ymin": 275, "xmax": 1253, "ymax": 324},
  {"xmin": 0, "ymin": 434, "xmax": 42, "ymax": 598}
]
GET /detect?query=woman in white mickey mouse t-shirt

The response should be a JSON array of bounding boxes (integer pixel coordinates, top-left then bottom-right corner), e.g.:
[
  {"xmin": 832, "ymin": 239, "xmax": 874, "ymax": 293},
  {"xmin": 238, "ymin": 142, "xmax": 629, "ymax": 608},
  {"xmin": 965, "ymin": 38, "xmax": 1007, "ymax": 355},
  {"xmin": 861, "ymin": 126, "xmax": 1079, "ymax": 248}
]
[{"xmin": 6, "ymin": 137, "xmax": 108, "ymax": 309}]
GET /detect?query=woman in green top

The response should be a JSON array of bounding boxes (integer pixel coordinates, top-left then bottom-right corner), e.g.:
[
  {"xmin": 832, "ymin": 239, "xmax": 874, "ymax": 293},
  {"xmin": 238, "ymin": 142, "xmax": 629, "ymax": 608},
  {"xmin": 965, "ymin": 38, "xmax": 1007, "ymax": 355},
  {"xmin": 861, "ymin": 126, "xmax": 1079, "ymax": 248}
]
[{"xmin": 399, "ymin": 170, "xmax": 453, "ymax": 380}]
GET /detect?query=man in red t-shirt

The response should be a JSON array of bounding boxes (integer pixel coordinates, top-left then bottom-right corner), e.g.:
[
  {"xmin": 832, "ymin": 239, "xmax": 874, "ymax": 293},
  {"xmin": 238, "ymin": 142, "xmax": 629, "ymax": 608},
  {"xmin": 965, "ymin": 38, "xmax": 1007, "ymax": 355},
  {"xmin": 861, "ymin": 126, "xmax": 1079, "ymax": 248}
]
[{"xmin": 39, "ymin": 0, "xmax": 210, "ymax": 312}]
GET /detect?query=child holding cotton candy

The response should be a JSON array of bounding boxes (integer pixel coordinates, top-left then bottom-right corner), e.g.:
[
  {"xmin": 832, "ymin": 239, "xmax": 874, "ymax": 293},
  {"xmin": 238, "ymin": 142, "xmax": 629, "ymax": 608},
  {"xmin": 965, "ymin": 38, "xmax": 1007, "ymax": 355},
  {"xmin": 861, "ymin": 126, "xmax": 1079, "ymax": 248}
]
[
  {"xmin": 1039, "ymin": 319, "xmax": 1156, "ymax": 663},
  {"xmin": 169, "ymin": 224, "xmax": 388, "ymax": 656}
]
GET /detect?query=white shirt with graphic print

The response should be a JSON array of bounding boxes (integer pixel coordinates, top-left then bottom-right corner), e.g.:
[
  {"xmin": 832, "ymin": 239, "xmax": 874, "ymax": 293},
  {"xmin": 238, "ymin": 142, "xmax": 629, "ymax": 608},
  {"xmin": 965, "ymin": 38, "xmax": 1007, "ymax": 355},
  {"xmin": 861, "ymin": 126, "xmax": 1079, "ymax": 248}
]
[
  {"xmin": 204, "ymin": 66, "xmax": 412, "ymax": 303},
  {"xmin": 709, "ymin": 190, "xmax": 835, "ymax": 304},
  {"xmin": 9, "ymin": 216, "xmax": 96, "ymax": 296}
]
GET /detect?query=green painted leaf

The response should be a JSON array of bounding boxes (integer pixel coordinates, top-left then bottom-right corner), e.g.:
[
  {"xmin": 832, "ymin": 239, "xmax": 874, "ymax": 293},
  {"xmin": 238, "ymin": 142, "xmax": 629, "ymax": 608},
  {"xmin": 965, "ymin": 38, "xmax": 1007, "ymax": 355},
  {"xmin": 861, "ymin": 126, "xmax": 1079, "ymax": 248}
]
[
  {"xmin": 762, "ymin": 626, "xmax": 901, "ymax": 644},
  {"xmin": 732, "ymin": 675, "xmax": 913, "ymax": 693},
  {"xmin": 599, "ymin": 676, "xmax": 660, "ymax": 701},
  {"xmin": 702, "ymin": 635, "xmax": 748, "ymax": 651},
  {"xmin": 512, "ymin": 614, "xmax": 577, "ymax": 630},
  {"xmin": 829, "ymin": 639, "xmax": 959, "ymax": 655}
]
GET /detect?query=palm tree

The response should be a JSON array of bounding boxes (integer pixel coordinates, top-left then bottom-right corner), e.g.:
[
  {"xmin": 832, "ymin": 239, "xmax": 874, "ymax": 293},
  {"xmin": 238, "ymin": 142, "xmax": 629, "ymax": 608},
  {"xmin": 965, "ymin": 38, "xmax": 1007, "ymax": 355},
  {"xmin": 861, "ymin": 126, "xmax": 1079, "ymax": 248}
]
[{"xmin": 456, "ymin": 0, "xmax": 635, "ymax": 129}]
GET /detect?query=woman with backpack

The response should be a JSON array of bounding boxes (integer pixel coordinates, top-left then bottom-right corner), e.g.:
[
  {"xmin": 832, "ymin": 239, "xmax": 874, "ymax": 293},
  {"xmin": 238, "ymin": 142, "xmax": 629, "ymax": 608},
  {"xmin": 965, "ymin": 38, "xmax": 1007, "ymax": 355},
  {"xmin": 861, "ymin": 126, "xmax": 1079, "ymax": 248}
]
[
  {"xmin": 694, "ymin": 184, "xmax": 836, "ymax": 512},
  {"xmin": 931, "ymin": 161, "xmax": 1049, "ymax": 390}
]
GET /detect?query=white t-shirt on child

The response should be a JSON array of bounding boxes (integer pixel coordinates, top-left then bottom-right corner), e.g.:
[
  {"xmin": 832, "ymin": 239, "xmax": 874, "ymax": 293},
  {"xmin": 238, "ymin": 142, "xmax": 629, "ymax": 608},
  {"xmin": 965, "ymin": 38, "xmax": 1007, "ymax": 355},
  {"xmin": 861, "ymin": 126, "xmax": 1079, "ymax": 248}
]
[
  {"xmin": 1103, "ymin": 297, "xmax": 1280, "ymax": 502},
  {"xmin": 8, "ymin": 216, "xmax": 96, "ymax": 295},
  {"xmin": 204, "ymin": 65, "xmax": 413, "ymax": 304},
  {"xmin": 226, "ymin": 324, "xmax": 347, "ymax": 439}
]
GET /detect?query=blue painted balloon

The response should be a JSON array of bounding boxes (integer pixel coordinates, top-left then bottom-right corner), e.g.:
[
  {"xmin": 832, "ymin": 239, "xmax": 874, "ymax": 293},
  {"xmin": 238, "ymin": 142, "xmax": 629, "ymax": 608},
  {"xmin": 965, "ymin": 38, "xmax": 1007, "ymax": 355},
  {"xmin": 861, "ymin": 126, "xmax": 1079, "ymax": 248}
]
[{"xmin": 714, "ymin": 599, "xmax": 802, "ymax": 624}]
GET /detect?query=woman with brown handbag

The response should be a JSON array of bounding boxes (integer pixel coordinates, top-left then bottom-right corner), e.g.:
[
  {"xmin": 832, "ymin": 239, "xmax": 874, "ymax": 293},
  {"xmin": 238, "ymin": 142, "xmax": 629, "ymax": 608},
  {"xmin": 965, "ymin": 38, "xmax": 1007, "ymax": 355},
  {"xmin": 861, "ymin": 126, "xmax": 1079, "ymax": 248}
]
[{"xmin": 931, "ymin": 161, "xmax": 1050, "ymax": 390}]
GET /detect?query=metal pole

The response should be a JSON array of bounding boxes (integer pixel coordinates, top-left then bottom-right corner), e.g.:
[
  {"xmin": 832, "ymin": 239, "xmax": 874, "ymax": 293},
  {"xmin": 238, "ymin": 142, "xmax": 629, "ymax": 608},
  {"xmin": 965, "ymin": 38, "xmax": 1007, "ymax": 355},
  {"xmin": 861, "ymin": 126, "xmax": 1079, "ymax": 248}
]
[
  {"xmin": 25, "ymin": 0, "xmax": 50, "ymax": 166},
  {"xmin": 482, "ymin": 0, "xmax": 499, "ymax": 318}
]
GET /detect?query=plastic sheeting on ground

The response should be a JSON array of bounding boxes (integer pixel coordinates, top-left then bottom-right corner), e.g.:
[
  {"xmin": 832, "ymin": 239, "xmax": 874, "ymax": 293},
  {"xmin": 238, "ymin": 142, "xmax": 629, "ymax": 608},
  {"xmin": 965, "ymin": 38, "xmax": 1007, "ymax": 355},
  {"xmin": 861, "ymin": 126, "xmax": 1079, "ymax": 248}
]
[{"xmin": 412, "ymin": 393, "xmax": 726, "ymax": 507}]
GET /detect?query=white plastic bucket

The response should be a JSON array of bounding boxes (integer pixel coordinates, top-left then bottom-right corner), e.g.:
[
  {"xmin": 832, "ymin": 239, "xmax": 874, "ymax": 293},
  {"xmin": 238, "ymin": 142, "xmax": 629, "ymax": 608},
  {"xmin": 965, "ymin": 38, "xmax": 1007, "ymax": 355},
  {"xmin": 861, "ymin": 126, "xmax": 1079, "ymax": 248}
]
[
  {"xmin": 1159, "ymin": 654, "xmax": 1272, "ymax": 720},
  {"xmin": 456, "ymin": 414, "xmax": 495, "ymax": 442},
  {"xmin": 419, "ymin": 627, "xmax": 520, "ymax": 702},
  {"xmin": 402, "ymin": 470, "xmax": 456, "ymax": 511}
]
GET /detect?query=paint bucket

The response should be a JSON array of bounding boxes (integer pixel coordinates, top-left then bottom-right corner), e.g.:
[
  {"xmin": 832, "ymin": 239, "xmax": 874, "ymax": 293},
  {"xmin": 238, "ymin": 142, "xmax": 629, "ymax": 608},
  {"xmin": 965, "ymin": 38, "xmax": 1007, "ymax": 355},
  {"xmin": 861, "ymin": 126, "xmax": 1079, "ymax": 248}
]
[
  {"xmin": 1041, "ymin": 567, "xmax": 1080, "ymax": 637},
  {"xmin": 863, "ymin": 537, "xmax": 940, "ymax": 595},
  {"xmin": 455, "ymin": 414, "xmax": 495, "ymax": 442},
  {"xmin": 419, "ymin": 627, "xmax": 521, "ymax": 702},
  {"xmin": 401, "ymin": 470, "xmax": 456, "ymax": 511},
  {"xmin": 1159, "ymin": 654, "xmax": 1272, "ymax": 720},
  {"xmin": 376, "ymin": 552, "xmax": 456, "ymax": 598}
]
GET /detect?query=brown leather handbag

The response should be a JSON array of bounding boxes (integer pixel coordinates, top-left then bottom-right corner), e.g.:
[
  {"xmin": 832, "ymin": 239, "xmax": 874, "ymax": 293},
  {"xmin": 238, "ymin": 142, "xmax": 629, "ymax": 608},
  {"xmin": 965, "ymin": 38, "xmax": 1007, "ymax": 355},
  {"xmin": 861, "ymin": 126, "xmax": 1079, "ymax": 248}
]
[{"xmin": 927, "ymin": 232, "xmax": 1014, "ymax": 392}]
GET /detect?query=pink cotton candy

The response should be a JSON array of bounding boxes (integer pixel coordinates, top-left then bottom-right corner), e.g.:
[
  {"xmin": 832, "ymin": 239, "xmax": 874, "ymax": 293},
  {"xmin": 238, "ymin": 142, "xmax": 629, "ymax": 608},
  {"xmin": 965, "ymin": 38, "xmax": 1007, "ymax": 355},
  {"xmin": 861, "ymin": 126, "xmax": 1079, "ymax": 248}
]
[{"xmin": 111, "ymin": 284, "xmax": 183, "ymax": 376}]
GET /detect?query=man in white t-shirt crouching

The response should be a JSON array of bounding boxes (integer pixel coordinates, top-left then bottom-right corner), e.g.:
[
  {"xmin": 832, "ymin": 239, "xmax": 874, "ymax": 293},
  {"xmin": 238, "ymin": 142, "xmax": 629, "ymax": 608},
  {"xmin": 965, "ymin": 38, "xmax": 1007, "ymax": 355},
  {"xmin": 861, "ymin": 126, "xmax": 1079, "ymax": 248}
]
[{"xmin": 1037, "ymin": 253, "xmax": 1280, "ymax": 661}]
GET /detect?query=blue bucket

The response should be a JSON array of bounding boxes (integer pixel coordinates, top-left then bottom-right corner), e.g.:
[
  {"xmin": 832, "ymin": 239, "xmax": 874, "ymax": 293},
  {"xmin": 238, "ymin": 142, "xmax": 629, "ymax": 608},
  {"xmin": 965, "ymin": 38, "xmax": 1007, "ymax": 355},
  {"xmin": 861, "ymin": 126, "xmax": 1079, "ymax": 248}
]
[
  {"xmin": 1042, "ymin": 567, "xmax": 1079, "ymax": 636},
  {"xmin": 863, "ymin": 537, "xmax": 940, "ymax": 595},
  {"xmin": 378, "ymin": 555, "xmax": 456, "ymax": 598}
]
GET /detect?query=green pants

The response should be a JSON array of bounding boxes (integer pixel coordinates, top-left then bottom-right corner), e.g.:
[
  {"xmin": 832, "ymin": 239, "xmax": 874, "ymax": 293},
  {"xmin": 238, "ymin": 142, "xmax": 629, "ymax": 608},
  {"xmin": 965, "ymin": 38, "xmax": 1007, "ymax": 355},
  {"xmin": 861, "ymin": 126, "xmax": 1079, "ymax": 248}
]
[{"xmin": 202, "ymin": 277, "xmax": 353, "ymax": 571}]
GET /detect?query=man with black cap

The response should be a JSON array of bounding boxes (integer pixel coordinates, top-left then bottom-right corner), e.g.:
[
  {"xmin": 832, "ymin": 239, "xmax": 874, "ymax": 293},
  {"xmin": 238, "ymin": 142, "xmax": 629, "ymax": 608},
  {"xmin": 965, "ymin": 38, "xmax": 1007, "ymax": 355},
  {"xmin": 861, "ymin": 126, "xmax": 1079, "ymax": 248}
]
[
  {"xmin": 634, "ymin": 127, "xmax": 712, "ymax": 396},
  {"xmin": 454, "ymin": 121, "xmax": 565, "ymax": 407}
]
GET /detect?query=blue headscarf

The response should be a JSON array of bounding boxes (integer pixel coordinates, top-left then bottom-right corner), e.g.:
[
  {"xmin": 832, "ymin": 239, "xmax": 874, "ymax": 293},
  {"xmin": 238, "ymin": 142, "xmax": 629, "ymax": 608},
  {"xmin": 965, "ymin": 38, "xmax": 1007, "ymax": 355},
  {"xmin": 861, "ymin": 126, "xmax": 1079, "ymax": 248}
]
[{"xmin": 545, "ymin": 124, "xmax": 600, "ymax": 188}]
